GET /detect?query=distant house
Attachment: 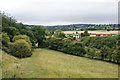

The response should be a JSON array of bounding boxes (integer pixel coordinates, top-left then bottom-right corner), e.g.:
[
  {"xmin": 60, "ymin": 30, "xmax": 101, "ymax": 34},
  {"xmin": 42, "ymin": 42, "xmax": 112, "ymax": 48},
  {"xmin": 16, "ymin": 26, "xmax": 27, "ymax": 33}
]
[{"xmin": 72, "ymin": 33, "xmax": 81, "ymax": 39}]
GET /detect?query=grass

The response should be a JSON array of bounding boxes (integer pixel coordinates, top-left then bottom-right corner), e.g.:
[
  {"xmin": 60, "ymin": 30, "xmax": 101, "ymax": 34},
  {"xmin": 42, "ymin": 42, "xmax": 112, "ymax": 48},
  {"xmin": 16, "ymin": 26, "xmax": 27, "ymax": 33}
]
[
  {"xmin": 63, "ymin": 30, "xmax": 119, "ymax": 34},
  {"xmin": 2, "ymin": 49, "xmax": 118, "ymax": 78},
  {"xmin": 0, "ymin": 50, "xmax": 2, "ymax": 79}
]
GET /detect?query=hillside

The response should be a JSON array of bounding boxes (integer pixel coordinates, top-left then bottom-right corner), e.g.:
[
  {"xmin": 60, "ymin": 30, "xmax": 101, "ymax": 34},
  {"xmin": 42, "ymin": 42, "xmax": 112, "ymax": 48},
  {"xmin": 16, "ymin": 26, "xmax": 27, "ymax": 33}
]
[
  {"xmin": 25, "ymin": 24, "xmax": 119, "ymax": 31},
  {"xmin": 2, "ymin": 49, "xmax": 118, "ymax": 78}
]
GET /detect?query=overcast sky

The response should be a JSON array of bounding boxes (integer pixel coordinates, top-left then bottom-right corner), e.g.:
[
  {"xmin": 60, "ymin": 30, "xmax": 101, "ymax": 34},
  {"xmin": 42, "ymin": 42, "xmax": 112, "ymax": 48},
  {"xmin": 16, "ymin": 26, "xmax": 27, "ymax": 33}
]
[{"xmin": 0, "ymin": 0, "xmax": 119, "ymax": 26}]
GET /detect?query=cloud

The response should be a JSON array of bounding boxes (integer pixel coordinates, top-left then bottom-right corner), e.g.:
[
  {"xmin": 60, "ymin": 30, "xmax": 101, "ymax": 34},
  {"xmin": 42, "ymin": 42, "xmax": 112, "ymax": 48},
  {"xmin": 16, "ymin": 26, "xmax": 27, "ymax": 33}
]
[{"xmin": 0, "ymin": 0, "xmax": 119, "ymax": 25}]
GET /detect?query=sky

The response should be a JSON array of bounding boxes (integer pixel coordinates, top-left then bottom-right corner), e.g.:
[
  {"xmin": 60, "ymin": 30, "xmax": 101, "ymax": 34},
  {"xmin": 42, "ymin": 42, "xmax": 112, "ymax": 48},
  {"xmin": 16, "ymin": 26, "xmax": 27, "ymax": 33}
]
[{"xmin": 0, "ymin": 0, "xmax": 119, "ymax": 26}]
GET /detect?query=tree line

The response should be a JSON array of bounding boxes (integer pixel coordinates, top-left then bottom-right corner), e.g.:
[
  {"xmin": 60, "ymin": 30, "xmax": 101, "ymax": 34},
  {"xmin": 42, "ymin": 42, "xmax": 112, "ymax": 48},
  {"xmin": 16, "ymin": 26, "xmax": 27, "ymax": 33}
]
[{"xmin": 46, "ymin": 34, "xmax": 120, "ymax": 63}]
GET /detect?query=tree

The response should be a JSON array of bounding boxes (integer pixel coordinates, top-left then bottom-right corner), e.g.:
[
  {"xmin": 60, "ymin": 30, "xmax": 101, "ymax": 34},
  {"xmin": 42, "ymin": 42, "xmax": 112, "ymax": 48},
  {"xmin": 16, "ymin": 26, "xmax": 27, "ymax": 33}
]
[
  {"xmin": 87, "ymin": 48, "xmax": 95, "ymax": 59},
  {"xmin": 54, "ymin": 29, "xmax": 66, "ymax": 38},
  {"xmin": 3, "ymin": 27, "xmax": 19, "ymax": 41},
  {"xmin": 83, "ymin": 29, "xmax": 90, "ymax": 36},
  {"xmin": 107, "ymin": 29, "xmax": 110, "ymax": 31},
  {"xmin": 81, "ymin": 29, "xmax": 84, "ymax": 31},
  {"xmin": 32, "ymin": 26, "xmax": 46, "ymax": 48},
  {"xmin": 100, "ymin": 46, "xmax": 109, "ymax": 60},
  {"xmin": 63, "ymin": 35, "xmax": 75, "ymax": 42},
  {"xmin": 112, "ymin": 40, "xmax": 120, "ymax": 63},
  {"xmin": 76, "ymin": 32, "xmax": 78, "ymax": 34}
]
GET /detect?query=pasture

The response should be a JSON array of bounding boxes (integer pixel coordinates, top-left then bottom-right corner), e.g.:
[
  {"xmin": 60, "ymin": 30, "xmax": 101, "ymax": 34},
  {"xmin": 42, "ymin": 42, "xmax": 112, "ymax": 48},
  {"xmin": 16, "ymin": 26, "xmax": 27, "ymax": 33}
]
[{"xmin": 2, "ymin": 49, "xmax": 118, "ymax": 78}]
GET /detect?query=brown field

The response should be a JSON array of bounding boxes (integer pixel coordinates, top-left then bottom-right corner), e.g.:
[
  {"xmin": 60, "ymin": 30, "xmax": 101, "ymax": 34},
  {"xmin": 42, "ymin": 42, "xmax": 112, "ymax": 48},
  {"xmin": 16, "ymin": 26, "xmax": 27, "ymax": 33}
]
[{"xmin": 63, "ymin": 30, "xmax": 119, "ymax": 34}]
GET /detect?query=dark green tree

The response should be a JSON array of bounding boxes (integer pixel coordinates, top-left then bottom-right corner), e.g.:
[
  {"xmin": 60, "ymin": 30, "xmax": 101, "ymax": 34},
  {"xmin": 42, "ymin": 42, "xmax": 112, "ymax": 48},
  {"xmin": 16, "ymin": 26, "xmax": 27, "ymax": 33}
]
[
  {"xmin": 3, "ymin": 27, "xmax": 19, "ymax": 41},
  {"xmin": 54, "ymin": 29, "xmax": 65, "ymax": 38},
  {"xmin": 83, "ymin": 29, "xmax": 90, "ymax": 36},
  {"xmin": 112, "ymin": 40, "xmax": 120, "ymax": 63},
  {"xmin": 100, "ymin": 46, "xmax": 109, "ymax": 60},
  {"xmin": 32, "ymin": 26, "xmax": 46, "ymax": 48}
]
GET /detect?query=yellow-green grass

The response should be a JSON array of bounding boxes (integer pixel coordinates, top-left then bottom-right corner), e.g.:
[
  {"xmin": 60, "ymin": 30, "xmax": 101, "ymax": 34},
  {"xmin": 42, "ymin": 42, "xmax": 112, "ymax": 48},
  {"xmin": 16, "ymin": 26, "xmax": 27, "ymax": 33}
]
[
  {"xmin": 63, "ymin": 30, "xmax": 119, "ymax": 34},
  {"xmin": 0, "ymin": 51, "xmax": 2, "ymax": 79},
  {"xmin": 2, "ymin": 49, "xmax": 118, "ymax": 78}
]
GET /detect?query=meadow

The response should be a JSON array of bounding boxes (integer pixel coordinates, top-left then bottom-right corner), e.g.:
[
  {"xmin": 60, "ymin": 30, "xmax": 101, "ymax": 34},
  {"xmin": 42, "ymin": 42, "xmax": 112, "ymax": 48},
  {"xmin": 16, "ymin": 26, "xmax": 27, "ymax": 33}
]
[
  {"xmin": 63, "ymin": 30, "xmax": 119, "ymax": 34},
  {"xmin": 2, "ymin": 49, "xmax": 118, "ymax": 78}
]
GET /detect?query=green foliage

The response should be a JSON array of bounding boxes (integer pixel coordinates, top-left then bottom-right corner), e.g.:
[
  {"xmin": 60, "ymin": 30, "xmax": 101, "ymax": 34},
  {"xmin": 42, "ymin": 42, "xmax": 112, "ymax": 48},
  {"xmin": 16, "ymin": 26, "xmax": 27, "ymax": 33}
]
[
  {"xmin": 2, "ymin": 32, "xmax": 10, "ymax": 45},
  {"xmin": 3, "ymin": 27, "xmax": 19, "ymax": 41},
  {"xmin": 32, "ymin": 26, "xmax": 46, "ymax": 48},
  {"xmin": 64, "ymin": 41, "xmax": 86, "ymax": 56},
  {"xmin": 20, "ymin": 29, "xmax": 37, "ymax": 47},
  {"xmin": 87, "ymin": 48, "xmax": 96, "ymax": 59},
  {"xmin": 47, "ymin": 35, "xmax": 119, "ymax": 63},
  {"xmin": 112, "ymin": 40, "xmax": 120, "ymax": 63},
  {"xmin": 63, "ymin": 35, "xmax": 75, "ymax": 42},
  {"xmin": 11, "ymin": 39, "xmax": 32, "ymax": 58},
  {"xmin": 80, "ymin": 36, "xmax": 117, "ymax": 49},
  {"xmin": 54, "ymin": 30, "xmax": 66, "ymax": 38},
  {"xmin": 100, "ymin": 46, "xmax": 110, "ymax": 60},
  {"xmin": 48, "ymin": 37, "xmax": 63, "ymax": 50},
  {"xmin": 80, "ymin": 36, "xmax": 119, "ymax": 63},
  {"xmin": 82, "ymin": 29, "xmax": 90, "ymax": 37},
  {"xmin": 48, "ymin": 37, "xmax": 86, "ymax": 57},
  {"xmin": 2, "ymin": 12, "xmax": 36, "ymax": 48},
  {"xmin": 13, "ymin": 35, "xmax": 32, "ymax": 48}
]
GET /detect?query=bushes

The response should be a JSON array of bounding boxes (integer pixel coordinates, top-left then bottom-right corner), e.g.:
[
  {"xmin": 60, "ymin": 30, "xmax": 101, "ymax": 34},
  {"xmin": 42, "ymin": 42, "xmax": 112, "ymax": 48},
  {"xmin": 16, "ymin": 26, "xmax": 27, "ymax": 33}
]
[
  {"xmin": 11, "ymin": 35, "xmax": 32, "ymax": 58},
  {"xmin": 48, "ymin": 38, "xmax": 86, "ymax": 57},
  {"xmin": 80, "ymin": 36, "xmax": 117, "ymax": 49},
  {"xmin": 13, "ymin": 35, "xmax": 32, "ymax": 48},
  {"xmin": 2, "ymin": 32, "xmax": 11, "ymax": 53},
  {"xmin": 2, "ymin": 32, "xmax": 10, "ymax": 45},
  {"xmin": 48, "ymin": 38, "xmax": 63, "ymax": 50},
  {"xmin": 2, "ymin": 35, "xmax": 32, "ymax": 58},
  {"xmin": 62, "ymin": 42, "xmax": 86, "ymax": 56},
  {"xmin": 11, "ymin": 39, "xmax": 32, "ymax": 58},
  {"xmin": 80, "ymin": 36, "xmax": 120, "ymax": 63}
]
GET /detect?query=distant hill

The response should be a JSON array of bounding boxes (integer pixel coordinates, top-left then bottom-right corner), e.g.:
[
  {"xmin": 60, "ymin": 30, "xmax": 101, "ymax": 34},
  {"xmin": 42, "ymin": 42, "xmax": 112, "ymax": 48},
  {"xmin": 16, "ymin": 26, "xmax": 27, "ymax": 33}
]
[
  {"xmin": 25, "ymin": 24, "xmax": 118, "ymax": 31},
  {"xmin": 25, "ymin": 25, "xmax": 35, "ymax": 27}
]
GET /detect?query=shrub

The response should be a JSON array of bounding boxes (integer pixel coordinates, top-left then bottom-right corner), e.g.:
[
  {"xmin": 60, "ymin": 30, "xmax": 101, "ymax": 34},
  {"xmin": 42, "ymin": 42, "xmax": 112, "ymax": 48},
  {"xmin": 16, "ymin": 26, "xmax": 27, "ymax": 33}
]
[
  {"xmin": 11, "ymin": 39, "xmax": 32, "ymax": 58},
  {"xmin": 64, "ymin": 42, "xmax": 86, "ymax": 56},
  {"xmin": 48, "ymin": 37, "xmax": 63, "ymax": 50},
  {"xmin": 2, "ymin": 45, "xmax": 11, "ymax": 53},
  {"xmin": 86, "ymin": 48, "xmax": 96, "ymax": 59},
  {"xmin": 13, "ymin": 35, "xmax": 32, "ymax": 48},
  {"xmin": 48, "ymin": 38, "xmax": 86, "ymax": 57},
  {"xmin": 2, "ymin": 32, "xmax": 10, "ymax": 45}
]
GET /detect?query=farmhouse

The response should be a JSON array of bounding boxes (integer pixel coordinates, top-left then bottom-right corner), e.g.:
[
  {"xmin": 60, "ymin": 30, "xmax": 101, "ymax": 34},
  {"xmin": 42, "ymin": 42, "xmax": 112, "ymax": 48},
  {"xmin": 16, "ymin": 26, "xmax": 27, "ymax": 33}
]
[{"xmin": 72, "ymin": 33, "xmax": 81, "ymax": 39}]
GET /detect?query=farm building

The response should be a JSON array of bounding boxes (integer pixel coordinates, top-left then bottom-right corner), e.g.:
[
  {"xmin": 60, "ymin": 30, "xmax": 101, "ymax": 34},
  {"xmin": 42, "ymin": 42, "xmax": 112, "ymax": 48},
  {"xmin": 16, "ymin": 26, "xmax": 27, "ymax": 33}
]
[{"xmin": 72, "ymin": 33, "xmax": 81, "ymax": 39}]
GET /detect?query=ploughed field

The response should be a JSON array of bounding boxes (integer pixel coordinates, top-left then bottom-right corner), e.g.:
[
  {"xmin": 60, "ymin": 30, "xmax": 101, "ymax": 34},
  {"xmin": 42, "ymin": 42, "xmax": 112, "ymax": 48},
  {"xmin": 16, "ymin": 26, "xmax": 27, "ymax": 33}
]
[{"xmin": 2, "ymin": 49, "xmax": 118, "ymax": 78}]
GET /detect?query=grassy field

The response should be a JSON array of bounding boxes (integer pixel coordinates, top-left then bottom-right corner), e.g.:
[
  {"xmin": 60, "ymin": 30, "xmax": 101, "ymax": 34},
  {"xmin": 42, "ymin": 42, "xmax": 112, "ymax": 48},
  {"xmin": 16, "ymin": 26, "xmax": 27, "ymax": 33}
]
[
  {"xmin": 63, "ymin": 30, "xmax": 119, "ymax": 34},
  {"xmin": 2, "ymin": 49, "xmax": 118, "ymax": 78}
]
